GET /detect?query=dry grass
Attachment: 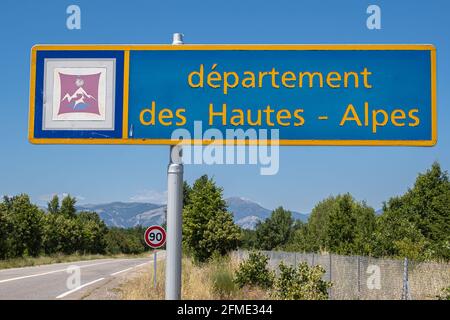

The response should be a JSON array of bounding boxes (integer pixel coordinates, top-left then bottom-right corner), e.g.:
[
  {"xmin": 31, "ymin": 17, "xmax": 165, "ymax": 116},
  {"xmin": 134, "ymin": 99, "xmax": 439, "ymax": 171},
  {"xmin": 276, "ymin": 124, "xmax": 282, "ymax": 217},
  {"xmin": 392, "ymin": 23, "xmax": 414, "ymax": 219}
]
[{"xmin": 119, "ymin": 255, "xmax": 269, "ymax": 300}]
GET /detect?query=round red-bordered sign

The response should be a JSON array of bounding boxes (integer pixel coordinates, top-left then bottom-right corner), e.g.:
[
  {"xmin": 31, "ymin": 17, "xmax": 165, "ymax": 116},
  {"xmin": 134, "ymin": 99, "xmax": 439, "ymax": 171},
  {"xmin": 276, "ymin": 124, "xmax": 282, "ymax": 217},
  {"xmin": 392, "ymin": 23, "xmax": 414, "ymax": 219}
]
[{"xmin": 144, "ymin": 225, "xmax": 166, "ymax": 248}]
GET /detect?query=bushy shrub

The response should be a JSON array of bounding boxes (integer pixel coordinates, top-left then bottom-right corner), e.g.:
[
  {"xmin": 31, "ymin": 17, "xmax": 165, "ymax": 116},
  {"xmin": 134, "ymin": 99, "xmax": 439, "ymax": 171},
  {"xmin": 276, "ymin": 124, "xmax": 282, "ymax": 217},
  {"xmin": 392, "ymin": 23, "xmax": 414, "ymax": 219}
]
[
  {"xmin": 234, "ymin": 251, "xmax": 274, "ymax": 289},
  {"xmin": 272, "ymin": 262, "xmax": 332, "ymax": 300},
  {"xmin": 437, "ymin": 286, "xmax": 450, "ymax": 300}
]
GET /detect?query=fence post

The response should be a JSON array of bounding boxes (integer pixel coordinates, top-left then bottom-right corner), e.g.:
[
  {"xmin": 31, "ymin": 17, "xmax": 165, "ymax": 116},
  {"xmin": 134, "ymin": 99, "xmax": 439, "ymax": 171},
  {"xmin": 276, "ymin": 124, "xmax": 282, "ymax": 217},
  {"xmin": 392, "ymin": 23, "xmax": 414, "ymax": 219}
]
[
  {"xmin": 402, "ymin": 257, "xmax": 412, "ymax": 300},
  {"xmin": 357, "ymin": 256, "xmax": 361, "ymax": 300},
  {"xmin": 328, "ymin": 253, "xmax": 332, "ymax": 300}
]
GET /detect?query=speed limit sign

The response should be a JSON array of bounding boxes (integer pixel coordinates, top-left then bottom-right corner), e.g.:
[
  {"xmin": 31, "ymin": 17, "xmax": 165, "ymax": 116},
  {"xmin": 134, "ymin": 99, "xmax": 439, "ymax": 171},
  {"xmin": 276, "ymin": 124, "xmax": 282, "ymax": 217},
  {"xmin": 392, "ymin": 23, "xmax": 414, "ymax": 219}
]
[{"xmin": 144, "ymin": 225, "xmax": 166, "ymax": 248}]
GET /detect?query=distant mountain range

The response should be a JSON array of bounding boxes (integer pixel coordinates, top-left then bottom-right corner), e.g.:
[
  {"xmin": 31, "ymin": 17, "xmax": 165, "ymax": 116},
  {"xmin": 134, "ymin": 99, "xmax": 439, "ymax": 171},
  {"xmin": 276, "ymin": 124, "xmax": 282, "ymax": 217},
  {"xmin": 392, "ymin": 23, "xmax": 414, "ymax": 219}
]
[
  {"xmin": 76, "ymin": 202, "xmax": 165, "ymax": 228},
  {"xmin": 76, "ymin": 197, "xmax": 309, "ymax": 230},
  {"xmin": 226, "ymin": 197, "xmax": 309, "ymax": 229}
]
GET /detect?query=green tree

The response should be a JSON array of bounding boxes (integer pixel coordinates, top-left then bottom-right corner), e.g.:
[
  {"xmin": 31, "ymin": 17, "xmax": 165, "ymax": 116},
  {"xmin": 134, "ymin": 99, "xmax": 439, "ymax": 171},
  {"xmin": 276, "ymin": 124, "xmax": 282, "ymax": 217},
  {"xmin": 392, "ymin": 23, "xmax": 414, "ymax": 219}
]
[
  {"xmin": 182, "ymin": 175, "xmax": 241, "ymax": 262},
  {"xmin": 183, "ymin": 181, "xmax": 192, "ymax": 207},
  {"xmin": 240, "ymin": 229, "xmax": 257, "ymax": 250},
  {"xmin": 0, "ymin": 202, "xmax": 9, "ymax": 259},
  {"xmin": 42, "ymin": 214, "xmax": 83, "ymax": 254},
  {"xmin": 105, "ymin": 227, "xmax": 147, "ymax": 254},
  {"xmin": 375, "ymin": 162, "xmax": 450, "ymax": 260},
  {"xmin": 289, "ymin": 194, "xmax": 376, "ymax": 255},
  {"xmin": 352, "ymin": 201, "xmax": 377, "ymax": 255},
  {"xmin": 200, "ymin": 210, "xmax": 241, "ymax": 257},
  {"xmin": 326, "ymin": 194, "xmax": 358, "ymax": 254},
  {"xmin": 41, "ymin": 214, "xmax": 62, "ymax": 254},
  {"xmin": 104, "ymin": 228, "xmax": 125, "ymax": 254},
  {"xmin": 255, "ymin": 207, "xmax": 293, "ymax": 250},
  {"xmin": 47, "ymin": 195, "xmax": 60, "ymax": 215},
  {"xmin": 77, "ymin": 211, "xmax": 108, "ymax": 254},
  {"xmin": 60, "ymin": 195, "xmax": 77, "ymax": 218},
  {"xmin": 1, "ymin": 195, "xmax": 44, "ymax": 257},
  {"xmin": 283, "ymin": 221, "xmax": 309, "ymax": 252},
  {"xmin": 299, "ymin": 197, "xmax": 336, "ymax": 252}
]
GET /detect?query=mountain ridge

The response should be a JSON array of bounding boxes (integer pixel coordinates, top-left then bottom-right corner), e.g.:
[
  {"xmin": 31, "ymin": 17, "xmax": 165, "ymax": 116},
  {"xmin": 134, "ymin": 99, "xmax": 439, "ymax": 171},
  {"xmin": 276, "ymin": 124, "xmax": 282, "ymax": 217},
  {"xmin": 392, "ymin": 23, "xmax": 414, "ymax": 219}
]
[{"xmin": 75, "ymin": 197, "xmax": 309, "ymax": 230}]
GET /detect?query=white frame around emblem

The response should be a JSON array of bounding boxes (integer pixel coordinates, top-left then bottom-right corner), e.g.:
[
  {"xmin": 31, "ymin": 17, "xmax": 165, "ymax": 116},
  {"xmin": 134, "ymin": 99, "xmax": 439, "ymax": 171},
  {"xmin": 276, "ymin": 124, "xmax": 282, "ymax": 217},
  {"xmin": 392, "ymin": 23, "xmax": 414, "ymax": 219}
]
[{"xmin": 42, "ymin": 58, "xmax": 116, "ymax": 130}]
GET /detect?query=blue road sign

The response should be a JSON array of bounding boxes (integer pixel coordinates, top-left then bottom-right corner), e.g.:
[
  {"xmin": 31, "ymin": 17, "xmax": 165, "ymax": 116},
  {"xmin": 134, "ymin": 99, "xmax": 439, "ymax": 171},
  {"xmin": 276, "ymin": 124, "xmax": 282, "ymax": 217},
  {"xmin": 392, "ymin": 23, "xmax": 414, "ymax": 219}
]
[{"xmin": 29, "ymin": 44, "xmax": 436, "ymax": 146}]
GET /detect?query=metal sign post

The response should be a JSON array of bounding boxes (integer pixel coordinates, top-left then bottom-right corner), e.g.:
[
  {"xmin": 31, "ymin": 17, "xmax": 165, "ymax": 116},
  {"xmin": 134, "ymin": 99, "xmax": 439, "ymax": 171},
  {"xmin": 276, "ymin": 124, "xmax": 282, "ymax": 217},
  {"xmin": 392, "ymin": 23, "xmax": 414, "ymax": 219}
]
[
  {"xmin": 165, "ymin": 144, "xmax": 183, "ymax": 299},
  {"xmin": 165, "ymin": 33, "xmax": 184, "ymax": 300},
  {"xmin": 143, "ymin": 225, "xmax": 167, "ymax": 291},
  {"xmin": 153, "ymin": 250, "xmax": 157, "ymax": 288}
]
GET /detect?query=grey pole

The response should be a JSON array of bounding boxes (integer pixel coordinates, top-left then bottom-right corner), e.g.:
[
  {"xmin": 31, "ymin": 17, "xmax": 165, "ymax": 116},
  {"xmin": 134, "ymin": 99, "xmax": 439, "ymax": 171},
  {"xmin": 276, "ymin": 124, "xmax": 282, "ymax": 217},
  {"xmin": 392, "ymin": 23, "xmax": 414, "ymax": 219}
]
[
  {"xmin": 165, "ymin": 33, "xmax": 184, "ymax": 300},
  {"xmin": 153, "ymin": 250, "xmax": 157, "ymax": 288}
]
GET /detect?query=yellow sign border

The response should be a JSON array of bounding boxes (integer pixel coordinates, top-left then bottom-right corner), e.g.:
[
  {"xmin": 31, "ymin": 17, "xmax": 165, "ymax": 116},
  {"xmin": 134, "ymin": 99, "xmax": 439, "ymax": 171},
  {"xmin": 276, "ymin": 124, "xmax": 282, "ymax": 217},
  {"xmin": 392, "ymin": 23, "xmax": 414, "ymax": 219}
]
[{"xmin": 29, "ymin": 44, "xmax": 437, "ymax": 146}]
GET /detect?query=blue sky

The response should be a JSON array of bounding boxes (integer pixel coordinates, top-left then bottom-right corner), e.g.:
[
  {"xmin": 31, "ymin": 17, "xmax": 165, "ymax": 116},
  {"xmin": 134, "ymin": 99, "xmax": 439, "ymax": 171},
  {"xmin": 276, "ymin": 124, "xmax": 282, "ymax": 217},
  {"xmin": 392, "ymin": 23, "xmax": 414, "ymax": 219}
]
[{"xmin": 0, "ymin": 0, "xmax": 449, "ymax": 213}]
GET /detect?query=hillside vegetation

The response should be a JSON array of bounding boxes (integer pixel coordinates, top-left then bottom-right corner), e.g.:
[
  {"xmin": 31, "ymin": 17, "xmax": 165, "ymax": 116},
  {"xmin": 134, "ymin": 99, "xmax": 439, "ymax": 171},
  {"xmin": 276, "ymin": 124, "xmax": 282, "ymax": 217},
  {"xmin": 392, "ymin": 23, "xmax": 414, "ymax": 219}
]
[
  {"xmin": 0, "ymin": 194, "xmax": 150, "ymax": 265},
  {"xmin": 242, "ymin": 162, "xmax": 449, "ymax": 262},
  {"xmin": 0, "ymin": 162, "xmax": 448, "ymax": 267}
]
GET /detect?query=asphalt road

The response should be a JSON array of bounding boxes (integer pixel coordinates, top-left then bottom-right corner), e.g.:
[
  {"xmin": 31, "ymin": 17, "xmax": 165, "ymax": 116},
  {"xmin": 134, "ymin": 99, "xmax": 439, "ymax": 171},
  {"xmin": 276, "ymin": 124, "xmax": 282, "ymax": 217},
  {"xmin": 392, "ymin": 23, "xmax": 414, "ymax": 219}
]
[{"xmin": 0, "ymin": 252, "xmax": 165, "ymax": 300}]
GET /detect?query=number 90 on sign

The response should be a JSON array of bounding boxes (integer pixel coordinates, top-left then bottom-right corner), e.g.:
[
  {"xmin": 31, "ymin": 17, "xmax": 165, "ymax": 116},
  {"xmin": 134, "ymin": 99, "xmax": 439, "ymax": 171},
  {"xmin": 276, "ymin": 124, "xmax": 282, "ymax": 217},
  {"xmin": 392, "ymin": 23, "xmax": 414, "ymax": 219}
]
[{"xmin": 144, "ymin": 225, "xmax": 166, "ymax": 248}]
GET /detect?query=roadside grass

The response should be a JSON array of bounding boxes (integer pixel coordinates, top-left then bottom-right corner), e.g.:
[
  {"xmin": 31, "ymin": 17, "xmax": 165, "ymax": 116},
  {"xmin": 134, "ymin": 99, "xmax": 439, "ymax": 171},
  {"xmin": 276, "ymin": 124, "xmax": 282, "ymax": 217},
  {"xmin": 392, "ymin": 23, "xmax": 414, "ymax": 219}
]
[
  {"xmin": 119, "ymin": 255, "xmax": 269, "ymax": 300},
  {"xmin": 0, "ymin": 252, "xmax": 152, "ymax": 270}
]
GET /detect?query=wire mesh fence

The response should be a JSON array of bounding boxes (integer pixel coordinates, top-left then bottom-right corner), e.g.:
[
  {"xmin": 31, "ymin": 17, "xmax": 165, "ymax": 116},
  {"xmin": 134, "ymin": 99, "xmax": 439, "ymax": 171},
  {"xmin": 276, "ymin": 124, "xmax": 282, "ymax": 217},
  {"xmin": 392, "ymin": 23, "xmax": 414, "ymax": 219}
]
[{"xmin": 231, "ymin": 250, "xmax": 450, "ymax": 300}]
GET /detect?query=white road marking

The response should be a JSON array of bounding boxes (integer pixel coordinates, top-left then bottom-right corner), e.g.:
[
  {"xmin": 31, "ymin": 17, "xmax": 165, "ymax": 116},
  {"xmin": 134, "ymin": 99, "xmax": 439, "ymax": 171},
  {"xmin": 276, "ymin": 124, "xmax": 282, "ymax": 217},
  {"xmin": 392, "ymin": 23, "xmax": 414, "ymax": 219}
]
[
  {"xmin": 110, "ymin": 267, "xmax": 133, "ymax": 276},
  {"xmin": 56, "ymin": 277, "xmax": 105, "ymax": 299},
  {"xmin": 133, "ymin": 262, "xmax": 151, "ymax": 268},
  {"xmin": 111, "ymin": 259, "xmax": 162, "ymax": 276},
  {"xmin": 0, "ymin": 260, "xmax": 129, "ymax": 284},
  {"xmin": 0, "ymin": 259, "xmax": 115, "ymax": 274},
  {"xmin": 133, "ymin": 255, "xmax": 165, "ymax": 269}
]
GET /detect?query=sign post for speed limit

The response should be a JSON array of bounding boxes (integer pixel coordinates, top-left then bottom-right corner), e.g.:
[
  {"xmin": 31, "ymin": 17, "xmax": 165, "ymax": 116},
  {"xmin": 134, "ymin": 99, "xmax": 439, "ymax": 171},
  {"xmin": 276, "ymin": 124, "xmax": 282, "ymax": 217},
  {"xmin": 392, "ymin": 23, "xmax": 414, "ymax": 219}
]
[{"xmin": 144, "ymin": 225, "xmax": 167, "ymax": 288}]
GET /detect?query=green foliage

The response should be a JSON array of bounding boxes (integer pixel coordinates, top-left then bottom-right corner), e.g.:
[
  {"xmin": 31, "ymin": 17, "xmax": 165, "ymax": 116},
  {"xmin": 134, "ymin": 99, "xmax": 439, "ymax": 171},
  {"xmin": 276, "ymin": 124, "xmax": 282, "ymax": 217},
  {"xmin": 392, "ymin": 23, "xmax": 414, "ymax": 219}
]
[
  {"xmin": 240, "ymin": 229, "xmax": 257, "ymax": 250},
  {"xmin": 77, "ymin": 211, "xmax": 108, "ymax": 254},
  {"xmin": 40, "ymin": 196, "xmax": 108, "ymax": 255},
  {"xmin": 212, "ymin": 268, "xmax": 236, "ymax": 298},
  {"xmin": 0, "ymin": 205, "xmax": 7, "ymax": 259},
  {"xmin": 60, "ymin": 195, "xmax": 77, "ymax": 218},
  {"xmin": 272, "ymin": 262, "xmax": 332, "ymax": 300},
  {"xmin": 183, "ymin": 180, "xmax": 192, "ymax": 207},
  {"xmin": 374, "ymin": 162, "xmax": 450, "ymax": 260},
  {"xmin": 234, "ymin": 251, "xmax": 275, "ymax": 289},
  {"xmin": 373, "ymin": 212, "xmax": 430, "ymax": 260},
  {"xmin": 210, "ymin": 256, "xmax": 237, "ymax": 298},
  {"xmin": 200, "ymin": 210, "xmax": 241, "ymax": 257},
  {"xmin": 104, "ymin": 226, "xmax": 148, "ymax": 255},
  {"xmin": 280, "ymin": 162, "xmax": 449, "ymax": 261},
  {"xmin": 42, "ymin": 213, "xmax": 82, "ymax": 254},
  {"xmin": 0, "ymin": 194, "xmax": 139, "ymax": 260},
  {"xmin": 255, "ymin": 207, "xmax": 294, "ymax": 250},
  {"xmin": 47, "ymin": 195, "xmax": 59, "ymax": 215},
  {"xmin": 0, "ymin": 194, "xmax": 44, "ymax": 258},
  {"xmin": 234, "ymin": 252, "xmax": 332, "ymax": 300},
  {"xmin": 288, "ymin": 194, "xmax": 376, "ymax": 256},
  {"xmin": 326, "ymin": 195, "xmax": 376, "ymax": 255},
  {"xmin": 437, "ymin": 286, "xmax": 450, "ymax": 300},
  {"xmin": 182, "ymin": 175, "xmax": 241, "ymax": 262}
]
